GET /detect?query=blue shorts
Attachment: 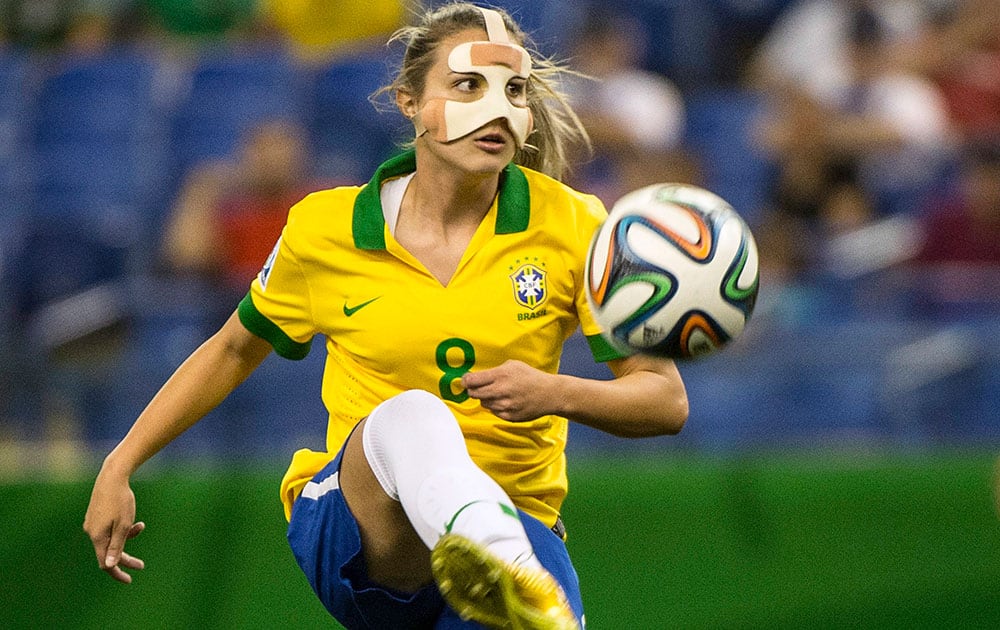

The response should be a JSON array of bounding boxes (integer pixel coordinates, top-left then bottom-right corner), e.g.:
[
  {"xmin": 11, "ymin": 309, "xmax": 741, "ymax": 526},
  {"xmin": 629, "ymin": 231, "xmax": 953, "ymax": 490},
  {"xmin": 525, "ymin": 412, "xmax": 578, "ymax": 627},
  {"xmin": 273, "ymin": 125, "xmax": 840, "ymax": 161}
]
[{"xmin": 287, "ymin": 445, "xmax": 584, "ymax": 629}]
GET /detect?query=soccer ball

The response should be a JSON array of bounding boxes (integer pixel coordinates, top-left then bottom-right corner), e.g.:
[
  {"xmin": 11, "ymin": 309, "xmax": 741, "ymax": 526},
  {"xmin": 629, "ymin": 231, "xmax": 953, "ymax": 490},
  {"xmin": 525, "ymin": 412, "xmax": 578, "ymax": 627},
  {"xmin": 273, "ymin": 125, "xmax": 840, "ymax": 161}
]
[{"xmin": 585, "ymin": 183, "xmax": 759, "ymax": 359}]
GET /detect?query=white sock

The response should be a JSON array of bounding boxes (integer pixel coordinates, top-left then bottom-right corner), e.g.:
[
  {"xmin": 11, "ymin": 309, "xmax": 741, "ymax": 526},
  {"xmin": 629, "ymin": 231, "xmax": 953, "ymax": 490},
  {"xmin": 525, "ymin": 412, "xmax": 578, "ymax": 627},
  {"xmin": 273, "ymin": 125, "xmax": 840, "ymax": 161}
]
[{"xmin": 362, "ymin": 390, "xmax": 542, "ymax": 570}]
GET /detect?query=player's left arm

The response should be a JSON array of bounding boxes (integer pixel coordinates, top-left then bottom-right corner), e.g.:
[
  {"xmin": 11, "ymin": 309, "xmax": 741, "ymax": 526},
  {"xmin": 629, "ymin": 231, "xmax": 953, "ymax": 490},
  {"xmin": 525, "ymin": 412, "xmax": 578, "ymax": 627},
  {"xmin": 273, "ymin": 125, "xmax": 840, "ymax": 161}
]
[{"xmin": 461, "ymin": 353, "xmax": 687, "ymax": 437}]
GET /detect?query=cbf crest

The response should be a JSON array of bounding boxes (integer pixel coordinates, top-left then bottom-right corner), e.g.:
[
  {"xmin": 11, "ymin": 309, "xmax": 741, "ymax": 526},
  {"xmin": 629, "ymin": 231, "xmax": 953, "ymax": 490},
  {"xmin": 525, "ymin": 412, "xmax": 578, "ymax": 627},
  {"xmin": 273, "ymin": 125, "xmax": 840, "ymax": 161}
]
[{"xmin": 509, "ymin": 262, "xmax": 547, "ymax": 310}]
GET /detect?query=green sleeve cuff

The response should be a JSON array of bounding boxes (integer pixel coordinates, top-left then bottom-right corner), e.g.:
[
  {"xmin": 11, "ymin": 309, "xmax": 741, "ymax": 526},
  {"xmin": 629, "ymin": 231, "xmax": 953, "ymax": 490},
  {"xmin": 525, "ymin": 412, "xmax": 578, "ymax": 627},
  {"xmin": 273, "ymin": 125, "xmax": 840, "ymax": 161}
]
[
  {"xmin": 237, "ymin": 293, "xmax": 312, "ymax": 360},
  {"xmin": 586, "ymin": 332, "xmax": 630, "ymax": 363}
]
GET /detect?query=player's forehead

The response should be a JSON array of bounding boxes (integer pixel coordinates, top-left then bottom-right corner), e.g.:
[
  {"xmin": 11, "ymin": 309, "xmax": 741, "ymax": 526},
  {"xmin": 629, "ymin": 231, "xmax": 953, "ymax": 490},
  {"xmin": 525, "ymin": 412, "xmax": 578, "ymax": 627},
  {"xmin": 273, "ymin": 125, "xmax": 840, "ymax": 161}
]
[
  {"xmin": 425, "ymin": 28, "xmax": 531, "ymax": 88},
  {"xmin": 430, "ymin": 28, "xmax": 490, "ymax": 71}
]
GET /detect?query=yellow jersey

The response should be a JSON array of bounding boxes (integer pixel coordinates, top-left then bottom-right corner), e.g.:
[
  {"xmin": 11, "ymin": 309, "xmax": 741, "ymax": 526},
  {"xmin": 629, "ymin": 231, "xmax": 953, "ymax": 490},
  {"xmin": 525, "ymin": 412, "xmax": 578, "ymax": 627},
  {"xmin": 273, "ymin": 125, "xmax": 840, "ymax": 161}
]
[{"xmin": 237, "ymin": 150, "xmax": 623, "ymax": 525}]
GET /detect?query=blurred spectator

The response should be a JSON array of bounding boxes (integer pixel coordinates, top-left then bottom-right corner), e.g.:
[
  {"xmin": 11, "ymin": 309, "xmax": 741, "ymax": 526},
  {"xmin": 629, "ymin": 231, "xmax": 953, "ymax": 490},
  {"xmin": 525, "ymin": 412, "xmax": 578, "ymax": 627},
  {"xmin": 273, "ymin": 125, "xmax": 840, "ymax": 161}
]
[
  {"xmin": 140, "ymin": 0, "xmax": 259, "ymax": 43},
  {"xmin": 916, "ymin": 141, "xmax": 1000, "ymax": 265},
  {"xmin": 749, "ymin": 0, "xmax": 935, "ymax": 107},
  {"xmin": 907, "ymin": 140, "xmax": 1000, "ymax": 312},
  {"xmin": 0, "ymin": 216, "xmax": 18, "ymax": 451},
  {"xmin": 563, "ymin": 7, "xmax": 700, "ymax": 205},
  {"xmin": 746, "ymin": 207, "xmax": 833, "ymax": 329},
  {"xmin": 1, "ymin": 0, "xmax": 79, "ymax": 48},
  {"xmin": 751, "ymin": 0, "xmax": 955, "ymax": 271},
  {"xmin": 160, "ymin": 119, "xmax": 320, "ymax": 321},
  {"xmin": 1, "ymin": 211, "xmax": 133, "ymax": 476},
  {"xmin": 0, "ymin": 0, "xmax": 141, "ymax": 52},
  {"xmin": 899, "ymin": 0, "xmax": 1000, "ymax": 145},
  {"xmin": 259, "ymin": 0, "xmax": 406, "ymax": 62}
]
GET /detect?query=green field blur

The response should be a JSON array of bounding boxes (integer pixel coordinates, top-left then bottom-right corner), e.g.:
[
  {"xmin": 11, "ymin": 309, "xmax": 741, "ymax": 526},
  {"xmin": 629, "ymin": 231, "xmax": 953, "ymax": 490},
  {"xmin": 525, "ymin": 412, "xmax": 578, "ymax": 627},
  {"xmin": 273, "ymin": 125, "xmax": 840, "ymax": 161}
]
[{"xmin": 3, "ymin": 450, "xmax": 999, "ymax": 629}]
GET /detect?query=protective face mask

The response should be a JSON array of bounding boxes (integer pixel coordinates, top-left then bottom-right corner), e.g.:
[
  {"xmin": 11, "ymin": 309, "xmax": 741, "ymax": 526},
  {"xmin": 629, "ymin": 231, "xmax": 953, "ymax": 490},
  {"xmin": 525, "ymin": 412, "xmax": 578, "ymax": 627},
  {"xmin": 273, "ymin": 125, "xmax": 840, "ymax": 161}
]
[{"xmin": 413, "ymin": 7, "xmax": 533, "ymax": 147}]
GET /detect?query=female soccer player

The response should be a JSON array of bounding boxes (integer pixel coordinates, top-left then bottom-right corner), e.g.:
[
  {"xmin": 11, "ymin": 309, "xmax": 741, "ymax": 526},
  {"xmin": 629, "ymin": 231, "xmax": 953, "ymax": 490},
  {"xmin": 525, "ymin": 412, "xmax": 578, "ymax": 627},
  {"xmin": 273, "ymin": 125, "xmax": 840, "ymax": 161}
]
[{"xmin": 83, "ymin": 4, "xmax": 688, "ymax": 629}]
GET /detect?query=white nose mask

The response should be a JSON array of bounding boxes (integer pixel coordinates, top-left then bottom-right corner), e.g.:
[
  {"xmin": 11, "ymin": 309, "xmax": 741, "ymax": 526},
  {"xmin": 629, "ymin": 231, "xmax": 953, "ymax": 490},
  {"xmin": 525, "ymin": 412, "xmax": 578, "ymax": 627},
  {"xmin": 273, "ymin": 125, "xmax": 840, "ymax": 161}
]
[{"xmin": 413, "ymin": 8, "xmax": 534, "ymax": 147}]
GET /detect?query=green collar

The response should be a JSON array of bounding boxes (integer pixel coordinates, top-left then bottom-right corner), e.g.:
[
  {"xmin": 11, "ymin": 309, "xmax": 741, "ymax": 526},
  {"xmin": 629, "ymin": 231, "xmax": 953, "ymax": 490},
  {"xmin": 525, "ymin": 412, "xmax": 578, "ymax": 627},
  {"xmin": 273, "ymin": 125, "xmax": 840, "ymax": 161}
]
[{"xmin": 352, "ymin": 149, "xmax": 531, "ymax": 250}]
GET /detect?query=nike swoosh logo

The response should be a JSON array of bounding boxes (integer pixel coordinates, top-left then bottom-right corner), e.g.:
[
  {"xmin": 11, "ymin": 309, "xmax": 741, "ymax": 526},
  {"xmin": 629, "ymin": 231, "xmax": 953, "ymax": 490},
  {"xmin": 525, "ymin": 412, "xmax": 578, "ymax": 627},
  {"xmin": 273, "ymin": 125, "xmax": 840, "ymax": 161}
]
[{"xmin": 343, "ymin": 297, "xmax": 381, "ymax": 317}]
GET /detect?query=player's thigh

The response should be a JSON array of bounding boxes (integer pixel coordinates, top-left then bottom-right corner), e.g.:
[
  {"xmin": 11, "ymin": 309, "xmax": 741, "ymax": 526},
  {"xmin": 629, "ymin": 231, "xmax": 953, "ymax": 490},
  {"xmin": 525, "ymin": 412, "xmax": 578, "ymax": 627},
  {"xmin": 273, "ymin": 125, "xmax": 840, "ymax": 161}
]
[
  {"xmin": 338, "ymin": 416, "xmax": 433, "ymax": 590},
  {"xmin": 287, "ymin": 444, "xmax": 443, "ymax": 629}
]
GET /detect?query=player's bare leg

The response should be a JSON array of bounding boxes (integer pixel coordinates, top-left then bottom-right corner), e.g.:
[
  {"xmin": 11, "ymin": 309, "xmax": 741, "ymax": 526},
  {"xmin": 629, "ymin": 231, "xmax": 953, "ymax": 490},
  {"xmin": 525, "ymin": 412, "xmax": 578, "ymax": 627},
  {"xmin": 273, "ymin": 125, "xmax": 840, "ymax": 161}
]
[{"xmin": 340, "ymin": 416, "xmax": 432, "ymax": 591}]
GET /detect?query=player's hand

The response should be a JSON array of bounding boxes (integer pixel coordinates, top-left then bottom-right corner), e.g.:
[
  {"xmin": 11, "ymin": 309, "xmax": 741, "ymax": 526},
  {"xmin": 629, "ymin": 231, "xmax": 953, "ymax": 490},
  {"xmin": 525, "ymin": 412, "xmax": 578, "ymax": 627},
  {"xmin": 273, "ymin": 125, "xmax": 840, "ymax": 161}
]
[
  {"xmin": 462, "ymin": 360, "xmax": 555, "ymax": 422},
  {"xmin": 83, "ymin": 469, "xmax": 146, "ymax": 584}
]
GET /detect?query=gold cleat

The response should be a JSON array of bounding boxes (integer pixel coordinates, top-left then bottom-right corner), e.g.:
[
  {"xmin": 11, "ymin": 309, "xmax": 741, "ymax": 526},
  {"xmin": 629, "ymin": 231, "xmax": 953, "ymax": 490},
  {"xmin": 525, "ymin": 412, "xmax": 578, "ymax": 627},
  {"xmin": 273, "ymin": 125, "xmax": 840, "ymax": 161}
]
[{"xmin": 431, "ymin": 533, "xmax": 580, "ymax": 630}]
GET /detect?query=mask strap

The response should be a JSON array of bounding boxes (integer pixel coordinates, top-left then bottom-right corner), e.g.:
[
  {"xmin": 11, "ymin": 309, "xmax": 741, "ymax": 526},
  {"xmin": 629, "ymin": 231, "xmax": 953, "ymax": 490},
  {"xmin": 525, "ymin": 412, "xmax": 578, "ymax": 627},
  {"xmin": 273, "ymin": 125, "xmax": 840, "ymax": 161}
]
[{"xmin": 479, "ymin": 8, "xmax": 511, "ymax": 44}]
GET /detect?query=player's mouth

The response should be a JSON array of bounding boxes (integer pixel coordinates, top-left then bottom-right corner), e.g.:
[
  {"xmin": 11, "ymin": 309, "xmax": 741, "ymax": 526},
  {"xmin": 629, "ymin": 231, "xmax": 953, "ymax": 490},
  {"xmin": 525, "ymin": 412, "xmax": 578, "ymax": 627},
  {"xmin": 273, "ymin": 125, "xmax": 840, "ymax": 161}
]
[{"xmin": 473, "ymin": 131, "xmax": 508, "ymax": 153}]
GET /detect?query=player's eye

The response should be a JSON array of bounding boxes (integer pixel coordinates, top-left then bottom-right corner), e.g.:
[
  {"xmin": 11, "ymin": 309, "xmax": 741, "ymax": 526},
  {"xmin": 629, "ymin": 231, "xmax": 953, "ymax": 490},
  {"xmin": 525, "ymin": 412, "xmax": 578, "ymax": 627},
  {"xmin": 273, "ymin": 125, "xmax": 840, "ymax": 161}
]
[
  {"xmin": 454, "ymin": 76, "xmax": 481, "ymax": 93},
  {"xmin": 506, "ymin": 79, "xmax": 527, "ymax": 104}
]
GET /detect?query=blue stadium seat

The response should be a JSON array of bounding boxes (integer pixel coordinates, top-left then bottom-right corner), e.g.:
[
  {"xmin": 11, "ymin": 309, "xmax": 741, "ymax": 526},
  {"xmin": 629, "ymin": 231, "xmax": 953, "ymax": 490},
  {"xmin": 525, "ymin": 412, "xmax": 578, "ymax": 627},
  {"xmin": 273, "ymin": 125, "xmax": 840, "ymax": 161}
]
[
  {"xmin": 602, "ymin": 0, "xmax": 717, "ymax": 88},
  {"xmin": 0, "ymin": 48, "xmax": 35, "ymax": 216},
  {"xmin": 470, "ymin": 0, "xmax": 584, "ymax": 55},
  {"xmin": 33, "ymin": 51, "xmax": 161, "ymax": 143},
  {"xmin": 34, "ymin": 142, "xmax": 150, "ymax": 214},
  {"xmin": 30, "ymin": 48, "xmax": 170, "ymax": 231},
  {"xmin": 8, "ymin": 214, "xmax": 132, "ymax": 328},
  {"xmin": 168, "ymin": 47, "xmax": 305, "ymax": 177},
  {"xmin": 684, "ymin": 88, "xmax": 772, "ymax": 228},
  {"xmin": 307, "ymin": 50, "xmax": 401, "ymax": 183},
  {"xmin": 604, "ymin": 0, "xmax": 792, "ymax": 88}
]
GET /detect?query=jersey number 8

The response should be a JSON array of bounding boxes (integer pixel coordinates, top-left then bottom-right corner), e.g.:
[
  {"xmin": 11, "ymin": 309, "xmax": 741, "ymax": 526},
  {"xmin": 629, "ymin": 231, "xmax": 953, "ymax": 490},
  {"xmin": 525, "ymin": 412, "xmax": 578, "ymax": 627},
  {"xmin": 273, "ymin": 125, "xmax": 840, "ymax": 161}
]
[{"xmin": 436, "ymin": 338, "xmax": 476, "ymax": 402}]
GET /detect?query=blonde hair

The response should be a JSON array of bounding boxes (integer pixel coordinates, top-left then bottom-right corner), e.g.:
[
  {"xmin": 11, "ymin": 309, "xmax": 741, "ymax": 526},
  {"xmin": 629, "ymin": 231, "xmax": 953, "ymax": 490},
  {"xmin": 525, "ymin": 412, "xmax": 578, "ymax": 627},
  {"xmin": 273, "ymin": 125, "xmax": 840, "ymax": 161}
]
[{"xmin": 379, "ymin": 2, "xmax": 590, "ymax": 181}]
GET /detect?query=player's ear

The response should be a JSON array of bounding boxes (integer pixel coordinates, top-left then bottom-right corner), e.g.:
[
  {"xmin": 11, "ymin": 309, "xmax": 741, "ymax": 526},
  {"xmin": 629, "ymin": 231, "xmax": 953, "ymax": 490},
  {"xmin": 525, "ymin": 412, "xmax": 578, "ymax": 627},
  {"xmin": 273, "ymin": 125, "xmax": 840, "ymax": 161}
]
[{"xmin": 396, "ymin": 89, "xmax": 418, "ymax": 119}]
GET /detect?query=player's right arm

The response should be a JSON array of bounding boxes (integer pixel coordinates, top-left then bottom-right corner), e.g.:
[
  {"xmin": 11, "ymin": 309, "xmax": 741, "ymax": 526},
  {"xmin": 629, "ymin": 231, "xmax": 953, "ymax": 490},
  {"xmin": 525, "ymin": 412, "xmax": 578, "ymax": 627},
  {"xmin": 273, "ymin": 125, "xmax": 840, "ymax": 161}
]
[{"xmin": 83, "ymin": 311, "xmax": 273, "ymax": 583}]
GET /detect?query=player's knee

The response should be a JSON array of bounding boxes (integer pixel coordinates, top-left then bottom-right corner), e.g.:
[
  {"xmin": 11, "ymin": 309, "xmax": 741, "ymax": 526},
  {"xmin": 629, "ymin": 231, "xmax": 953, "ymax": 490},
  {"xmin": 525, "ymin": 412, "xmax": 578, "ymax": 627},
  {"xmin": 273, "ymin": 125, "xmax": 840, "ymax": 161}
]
[
  {"xmin": 364, "ymin": 390, "xmax": 465, "ymax": 463},
  {"xmin": 374, "ymin": 389, "xmax": 459, "ymax": 434},
  {"xmin": 363, "ymin": 389, "xmax": 466, "ymax": 499}
]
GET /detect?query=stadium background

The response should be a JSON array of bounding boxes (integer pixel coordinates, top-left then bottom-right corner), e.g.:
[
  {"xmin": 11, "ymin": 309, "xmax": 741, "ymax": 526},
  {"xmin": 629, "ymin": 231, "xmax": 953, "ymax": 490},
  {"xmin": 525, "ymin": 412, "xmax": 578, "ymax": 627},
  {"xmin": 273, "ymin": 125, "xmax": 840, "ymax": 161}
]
[{"xmin": 1, "ymin": 0, "xmax": 999, "ymax": 627}]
